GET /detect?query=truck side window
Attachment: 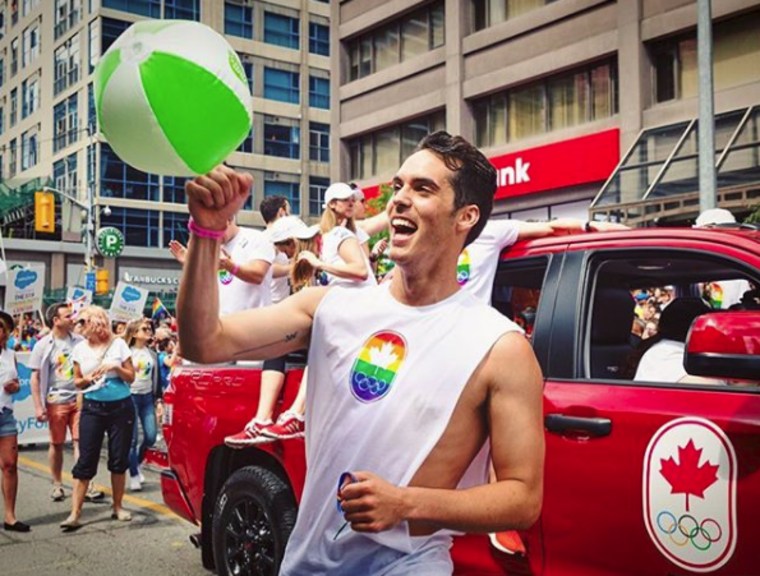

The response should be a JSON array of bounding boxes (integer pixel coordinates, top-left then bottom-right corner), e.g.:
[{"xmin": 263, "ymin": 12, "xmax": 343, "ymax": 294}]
[
  {"xmin": 493, "ymin": 258, "xmax": 548, "ymax": 341},
  {"xmin": 588, "ymin": 251, "xmax": 758, "ymax": 387}
]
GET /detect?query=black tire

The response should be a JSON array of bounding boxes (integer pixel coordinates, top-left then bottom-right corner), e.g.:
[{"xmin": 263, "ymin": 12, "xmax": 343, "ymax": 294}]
[{"xmin": 212, "ymin": 466, "xmax": 297, "ymax": 576}]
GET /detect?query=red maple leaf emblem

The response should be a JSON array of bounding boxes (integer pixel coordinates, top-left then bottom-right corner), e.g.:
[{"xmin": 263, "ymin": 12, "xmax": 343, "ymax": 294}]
[{"xmin": 660, "ymin": 439, "xmax": 719, "ymax": 511}]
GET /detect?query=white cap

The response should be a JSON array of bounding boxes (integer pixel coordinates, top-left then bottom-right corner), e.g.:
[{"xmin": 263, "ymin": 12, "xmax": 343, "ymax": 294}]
[
  {"xmin": 694, "ymin": 208, "xmax": 736, "ymax": 227},
  {"xmin": 270, "ymin": 216, "xmax": 319, "ymax": 243},
  {"xmin": 323, "ymin": 182, "xmax": 355, "ymax": 207}
]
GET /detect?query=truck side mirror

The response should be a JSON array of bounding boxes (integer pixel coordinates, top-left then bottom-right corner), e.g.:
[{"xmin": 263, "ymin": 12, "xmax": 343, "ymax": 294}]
[{"xmin": 684, "ymin": 311, "xmax": 760, "ymax": 381}]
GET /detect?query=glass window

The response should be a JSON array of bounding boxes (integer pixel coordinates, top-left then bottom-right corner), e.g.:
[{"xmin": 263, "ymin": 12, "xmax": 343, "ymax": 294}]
[
  {"xmin": 164, "ymin": 0, "xmax": 199, "ymax": 21},
  {"xmin": 240, "ymin": 57, "xmax": 254, "ymax": 94},
  {"xmin": 101, "ymin": 207, "xmax": 159, "ymax": 247},
  {"xmin": 101, "ymin": 0, "xmax": 160, "ymax": 18},
  {"xmin": 88, "ymin": 18, "xmax": 100, "ymax": 74},
  {"xmin": 264, "ymin": 12, "xmax": 299, "ymax": 50},
  {"xmin": 309, "ymin": 22, "xmax": 329, "ymax": 56},
  {"xmin": 401, "ymin": 11, "xmax": 427, "ymax": 60},
  {"xmin": 55, "ymin": 0, "xmax": 82, "ymax": 39},
  {"xmin": 8, "ymin": 139, "xmax": 17, "ymax": 178},
  {"xmin": 22, "ymin": 22, "xmax": 40, "ymax": 68},
  {"xmin": 163, "ymin": 176, "xmax": 188, "ymax": 204},
  {"xmin": 309, "ymin": 122, "xmax": 329, "ymax": 162},
  {"xmin": 309, "ymin": 76, "xmax": 329, "ymax": 109},
  {"xmin": 87, "ymin": 82, "xmax": 96, "ymax": 134},
  {"xmin": 21, "ymin": 128, "xmax": 39, "ymax": 170},
  {"xmin": 225, "ymin": 2, "xmax": 253, "ymax": 39},
  {"xmin": 374, "ymin": 24, "xmax": 400, "ymax": 71},
  {"xmin": 100, "ymin": 142, "xmax": 160, "ymax": 201},
  {"xmin": 0, "ymin": 106, "xmax": 4, "ymax": 136},
  {"xmin": 309, "ymin": 176, "xmax": 329, "ymax": 216},
  {"xmin": 101, "ymin": 17, "xmax": 129, "ymax": 53},
  {"xmin": 264, "ymin": 122, "xmax": 300, "ymax": 159},
  {"xmin": 163, "ymin": 211, "xmax": 190, "ymax": 243},
  {"xmin": 548, "ymin": 70, "xmax": 589, "ymax": 131},
  {"xmin": 10, "ymin": 37, "xmax": 18, "ymax": 77},
  {"xmin": 237, "ymin": 128, "xmax": 253, "ymax": 153},
  {"xmin": 264, "ymin": 179, "xmax": 300, "ymax": 214},
  {"xmin": 651, "ymin": 12, "xmax": 760, "ymax": 105},
  {"xmin": 21, "ymin": 76, "xmax": 40, "ymax": 119},
  {"xmin": 53, "ymin": 152, "xmax": 77, "ymax": 193},
  {"xmin": 54, "ymin": 34, "xmax": 81, "ymax": 96},
  {"xmin": 347, "ymin": 111, "xmax": 445, "ymax": 179},
  {"xmin": 9, "ymin": 88, "xmax": 17, "ymax": 127},
  {"xmin": 474, "ymin": 59, "xmax": 617, "ymax": 146},
  {"xmin": 348, "ymin": 0, "xmax": 444, "ymax": 81},
  {"xmin": 472, "ymin": 0, "xmax": 556, "ymax": 31},
  {"xmin": 0, "ymin": 58, "xmax": 4, "ymax": 88},
  {"xmin": 263, "ymin": 67, "xmax": 299, "ymax": 104}
]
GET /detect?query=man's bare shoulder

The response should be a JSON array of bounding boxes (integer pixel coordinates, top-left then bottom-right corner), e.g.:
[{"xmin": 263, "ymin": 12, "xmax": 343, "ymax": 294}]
[
  {"xmin": 482, "ymin": 331, "xmax": 543, "ymax": 393},
  {"xmin": 283, "ymin": 285, "xmax": 331, "ymax": 317}
]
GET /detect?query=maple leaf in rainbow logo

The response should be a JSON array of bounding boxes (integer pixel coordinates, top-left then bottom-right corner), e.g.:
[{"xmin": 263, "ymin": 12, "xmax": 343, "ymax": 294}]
[
  {"xmin": 368, "ymin": 341, "xmax": 398, "ymax": 370},
  {"xmin": 660, "ymin": 439, "xmax": 719, "ymax": 512}
]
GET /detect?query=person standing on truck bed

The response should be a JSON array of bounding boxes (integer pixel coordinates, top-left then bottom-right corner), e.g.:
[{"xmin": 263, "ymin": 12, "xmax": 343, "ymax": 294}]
[
  {"xmin": 176, "ymin": 131, "xmax": 545, "ymax": 575},
  {"xmin": 168, "ymin": 216, "xmax": 275, "ymax": 316}
]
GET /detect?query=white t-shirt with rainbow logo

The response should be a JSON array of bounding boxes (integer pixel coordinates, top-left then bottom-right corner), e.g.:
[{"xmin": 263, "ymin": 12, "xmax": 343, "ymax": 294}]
[{"xmin": 456, "ymin": 219, "xmax": 519, "ymax": 304}]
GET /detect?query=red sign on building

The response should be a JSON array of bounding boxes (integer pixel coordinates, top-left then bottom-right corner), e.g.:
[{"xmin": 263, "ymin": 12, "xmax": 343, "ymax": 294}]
[
  {"xmin": 491, "ymin": 129, "xmax": 620, "ymax": 199},
  {"xmin": 359, "ymin": 128, "xmax": 620, "ymax": 202}
]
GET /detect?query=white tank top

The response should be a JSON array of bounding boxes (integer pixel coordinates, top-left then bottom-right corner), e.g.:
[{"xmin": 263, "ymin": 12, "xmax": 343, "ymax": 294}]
[{"xmin": 280, "ymin": 284, "xmax": 522, "ymax": 575}]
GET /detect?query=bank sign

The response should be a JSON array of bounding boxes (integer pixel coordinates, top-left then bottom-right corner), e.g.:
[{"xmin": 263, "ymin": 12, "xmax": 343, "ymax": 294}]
[
  {"xmin": 360, "ymin": 129, "xmax": 620, "ymax": 202},
  {"xmin": 491, "ymin": 129, "xmax": 620, "ymax": 199}
]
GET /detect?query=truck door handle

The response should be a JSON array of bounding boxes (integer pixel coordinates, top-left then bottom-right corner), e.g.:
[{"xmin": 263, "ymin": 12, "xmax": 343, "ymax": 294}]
[{"xmin": 545, "ymin": 414, "xmax": 612, "ymax": 437}]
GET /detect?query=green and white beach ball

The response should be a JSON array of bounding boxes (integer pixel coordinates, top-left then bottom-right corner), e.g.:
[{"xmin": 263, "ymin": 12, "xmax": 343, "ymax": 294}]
[{"xmin": 94, "ymin": 20, "xmax": 252, "ymax": 176}]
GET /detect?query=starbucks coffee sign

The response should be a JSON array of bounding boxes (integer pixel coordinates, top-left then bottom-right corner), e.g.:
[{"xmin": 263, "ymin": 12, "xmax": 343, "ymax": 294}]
[{"xmin": 96, "ymin": 227, "xmax": 125, "ymax": 258}]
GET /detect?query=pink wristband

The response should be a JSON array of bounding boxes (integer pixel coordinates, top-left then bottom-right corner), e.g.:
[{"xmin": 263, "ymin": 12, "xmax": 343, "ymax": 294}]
[
  {"xmin": 188, "ymin": 218, "xmax": 225, "ymax": 241},
  {"xmin": 230, "ymin": 262, "xmax": 240, "ymax": 276}
]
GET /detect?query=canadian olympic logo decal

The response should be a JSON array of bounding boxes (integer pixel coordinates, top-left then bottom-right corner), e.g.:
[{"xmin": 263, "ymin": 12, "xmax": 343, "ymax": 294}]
[{"xmin": 643, "ymin": 417, "xmax": 737, "ymax": 572}]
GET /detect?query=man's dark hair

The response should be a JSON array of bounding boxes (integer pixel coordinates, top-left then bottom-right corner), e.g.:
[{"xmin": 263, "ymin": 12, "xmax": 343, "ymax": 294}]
[
  {"xmin": 46, "ymin": 302, "xmax": 69, "ymax": 327},
  {"xmin": 416, "ymin": 131, "xmax": 496, "ymax": 247},
  {"xmin": 259, "ymin": 196, "xmax": 288, "ymax": 224}
]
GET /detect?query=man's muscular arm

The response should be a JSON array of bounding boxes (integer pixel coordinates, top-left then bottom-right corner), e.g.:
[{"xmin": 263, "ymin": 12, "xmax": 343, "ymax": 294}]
[
  {"xmin": 339, "ymin": 332, "xmax": 544, "ymax": 534},
  {"xmin": 177, "ymin": 166, "xmax": 326, "ymax": 364}
]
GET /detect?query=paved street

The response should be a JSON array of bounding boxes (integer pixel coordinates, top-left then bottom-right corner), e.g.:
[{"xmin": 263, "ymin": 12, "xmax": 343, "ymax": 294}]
[{"xmin": 3, "ymin": 443, "xmax": 209, "ymax": 576}]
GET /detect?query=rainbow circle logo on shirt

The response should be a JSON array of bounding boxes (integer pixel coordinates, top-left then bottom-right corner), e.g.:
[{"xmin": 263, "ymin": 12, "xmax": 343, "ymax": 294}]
[
  {"xmin": 350, "ymin": 331, "xmax": 407, "ymax": 403},
  {"xmin": 456, "ymin": 249, "xmax": 471, "ymax": 286},
  {"xmin": 218, "ymin": 269, "xmax": 233, "ymax": 285}
]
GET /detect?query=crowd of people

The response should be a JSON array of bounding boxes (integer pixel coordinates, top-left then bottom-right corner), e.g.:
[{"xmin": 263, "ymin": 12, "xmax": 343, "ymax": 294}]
[{"xmin": 0, "ymin": 299, "xmax": 179, "ymax": 533}]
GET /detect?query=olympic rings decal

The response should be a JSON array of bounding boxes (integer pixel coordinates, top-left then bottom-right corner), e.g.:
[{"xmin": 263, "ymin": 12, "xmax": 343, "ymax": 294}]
[
  {"xmin": 351, "ymin": 372, "xmax": 390, "ymax": 397},
  {"xmin": 656, "ymin": 510, "xmax": 722, "ymax": 551}
]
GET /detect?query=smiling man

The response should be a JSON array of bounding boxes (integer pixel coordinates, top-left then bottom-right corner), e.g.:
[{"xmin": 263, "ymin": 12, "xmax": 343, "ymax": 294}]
[{"xmin": 176, "ymin": 131, "xmax": 544, "ymax": 575}]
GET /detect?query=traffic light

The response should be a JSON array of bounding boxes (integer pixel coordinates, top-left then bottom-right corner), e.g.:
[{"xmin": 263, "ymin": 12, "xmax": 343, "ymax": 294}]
[
  {"xmin": 34, "ymin": 191, "xmax": 55, "ymax": 233},
  {"xmin": 96, "ymin": 268, "xmax": 109, "ymax": 295}
]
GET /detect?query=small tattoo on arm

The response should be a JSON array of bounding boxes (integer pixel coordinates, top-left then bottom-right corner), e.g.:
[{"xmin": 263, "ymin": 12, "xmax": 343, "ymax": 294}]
[{"xmin": 232, "ymin": 331, "xmax": 299, "ymax": 357}]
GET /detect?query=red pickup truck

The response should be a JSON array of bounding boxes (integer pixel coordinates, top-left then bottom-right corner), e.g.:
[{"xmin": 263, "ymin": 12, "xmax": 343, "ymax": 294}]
[{"xmin": 158, "ymin": 226, "xmax": 760, "ymax": 575}]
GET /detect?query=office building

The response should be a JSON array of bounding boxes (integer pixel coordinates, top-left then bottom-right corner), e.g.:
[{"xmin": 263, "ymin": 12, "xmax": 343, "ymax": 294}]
[
  {"xmin": 333, "ymin": 0, "xmax": 760, "ymax": 225},
  {"xmin": 0, "ymin": 0, "xmax": 331, "ymax": 299}
]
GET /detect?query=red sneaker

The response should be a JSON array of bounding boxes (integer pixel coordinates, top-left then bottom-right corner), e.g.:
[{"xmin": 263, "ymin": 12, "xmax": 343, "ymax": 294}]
[
  {"xmin": 224, "ymin": 419, "xmax": 274, "ymax": 448},
  {"xmin": 261, "ymin": 411, "xmax": 305, "ymax": 440},
  {"xmin": 489, "ymin": 530, "xmax": 526, "ymax": 555}
]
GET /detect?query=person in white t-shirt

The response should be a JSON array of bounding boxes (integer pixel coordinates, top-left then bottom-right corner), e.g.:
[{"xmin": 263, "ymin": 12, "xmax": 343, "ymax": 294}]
[
  {"xmin": 297, "ymin": 182, "xmax": 376, "ymax": 289},
  {"xmin": 60, "ymin": 306, "xmax": 135, "ymax": 532},
  {"xmin": 259, "ymin": 195, "xmax": 292, "ymax": 305},
  {"xmin": 177, "ymin": 132, "xmax": 545, "ymax": 574},
  {"xmin": 634, "ymin": 298, "xmax": 711, "ymax": 383},
  {"xmin": 225, "ymin": 217, "xmax": 320, "ymax": 448},
  {"xmin": 169, "ymin": 218, "xmax": 274, "ymax": 314}
]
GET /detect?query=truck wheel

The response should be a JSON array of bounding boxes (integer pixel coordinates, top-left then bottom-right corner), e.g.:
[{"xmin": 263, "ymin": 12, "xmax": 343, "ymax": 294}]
[{"xmin": 212, "ymin": 466, "xmax": 296, "ymax": 576}]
